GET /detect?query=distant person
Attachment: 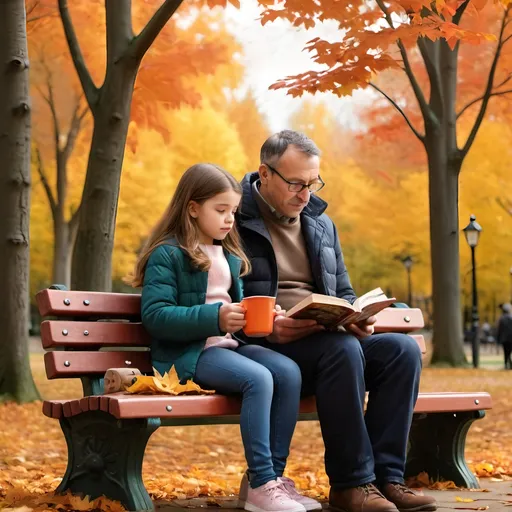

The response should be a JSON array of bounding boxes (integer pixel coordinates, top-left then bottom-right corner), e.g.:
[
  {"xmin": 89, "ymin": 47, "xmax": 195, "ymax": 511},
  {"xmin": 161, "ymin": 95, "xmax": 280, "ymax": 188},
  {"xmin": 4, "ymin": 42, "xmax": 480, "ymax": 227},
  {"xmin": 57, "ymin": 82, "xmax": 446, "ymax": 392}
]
[{"xmin": 496, "ymin": 303, "xmax": 512, "ymax": 369}]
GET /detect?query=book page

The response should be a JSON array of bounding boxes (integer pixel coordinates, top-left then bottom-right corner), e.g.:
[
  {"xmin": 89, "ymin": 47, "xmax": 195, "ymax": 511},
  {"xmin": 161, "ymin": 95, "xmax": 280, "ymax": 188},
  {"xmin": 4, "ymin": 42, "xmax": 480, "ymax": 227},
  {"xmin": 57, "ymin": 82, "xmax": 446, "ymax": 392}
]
[
  {"xmin": 355, "ymin": 287, "xmax": 397, "ymax": 310},
  {"xmin": 286, "ymin": 293, "xmax": 352, "ymax": 318}
]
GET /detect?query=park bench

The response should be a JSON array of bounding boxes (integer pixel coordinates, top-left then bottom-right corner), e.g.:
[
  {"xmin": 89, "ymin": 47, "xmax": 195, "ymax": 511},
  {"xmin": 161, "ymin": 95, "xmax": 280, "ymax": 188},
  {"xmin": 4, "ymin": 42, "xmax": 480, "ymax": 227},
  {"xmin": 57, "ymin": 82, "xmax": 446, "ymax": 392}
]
[{"xmin": 35, "ymin": 287, "xmax": 492, "ymax": 512}]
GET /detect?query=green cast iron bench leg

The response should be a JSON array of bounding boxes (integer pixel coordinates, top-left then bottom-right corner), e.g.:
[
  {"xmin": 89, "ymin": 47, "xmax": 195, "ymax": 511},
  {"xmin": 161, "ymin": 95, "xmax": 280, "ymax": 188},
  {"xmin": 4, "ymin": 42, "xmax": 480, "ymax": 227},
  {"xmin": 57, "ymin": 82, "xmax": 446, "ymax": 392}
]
[
  {"xmin": 56, "ymin": 410, "xmax": 160, "ymax": 511},
  {"xmin": 405, "ymin": 410, "xmax": 485, "ymax": 488}
]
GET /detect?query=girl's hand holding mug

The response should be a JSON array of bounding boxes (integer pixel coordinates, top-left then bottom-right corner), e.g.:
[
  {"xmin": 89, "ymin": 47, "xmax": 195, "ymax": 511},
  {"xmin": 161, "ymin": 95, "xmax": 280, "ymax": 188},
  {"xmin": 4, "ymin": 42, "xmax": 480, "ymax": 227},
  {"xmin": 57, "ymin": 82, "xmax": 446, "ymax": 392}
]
[{"xmin": 219, "ymin": 303, "xmax": 246, "ymax": 333}]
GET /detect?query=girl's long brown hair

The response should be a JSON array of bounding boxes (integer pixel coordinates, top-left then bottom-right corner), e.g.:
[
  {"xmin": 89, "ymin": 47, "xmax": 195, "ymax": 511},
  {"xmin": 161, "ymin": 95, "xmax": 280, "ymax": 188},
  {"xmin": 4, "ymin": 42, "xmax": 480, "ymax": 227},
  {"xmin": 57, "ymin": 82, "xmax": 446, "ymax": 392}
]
[{"xmin": 129, "ymin": 163, "xmax": 251, "ymax": 287}]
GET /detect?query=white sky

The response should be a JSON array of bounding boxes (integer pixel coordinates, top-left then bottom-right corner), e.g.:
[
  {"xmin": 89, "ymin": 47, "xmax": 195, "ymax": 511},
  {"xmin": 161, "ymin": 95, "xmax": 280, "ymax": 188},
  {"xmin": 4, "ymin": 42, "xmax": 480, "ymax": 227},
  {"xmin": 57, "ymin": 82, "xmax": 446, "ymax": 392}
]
[{"xmin": 224, "ymin": 0, "xmax": 374, "ymax": 132}]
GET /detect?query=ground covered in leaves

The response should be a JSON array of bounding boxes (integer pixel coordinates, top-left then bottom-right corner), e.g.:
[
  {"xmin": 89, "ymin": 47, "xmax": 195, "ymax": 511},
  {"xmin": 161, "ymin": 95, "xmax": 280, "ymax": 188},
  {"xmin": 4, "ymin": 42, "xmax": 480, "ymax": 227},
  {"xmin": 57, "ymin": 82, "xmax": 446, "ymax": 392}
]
[{"xmin": 1, "ymin": 354, "xmax": 511, "ymax": 510}]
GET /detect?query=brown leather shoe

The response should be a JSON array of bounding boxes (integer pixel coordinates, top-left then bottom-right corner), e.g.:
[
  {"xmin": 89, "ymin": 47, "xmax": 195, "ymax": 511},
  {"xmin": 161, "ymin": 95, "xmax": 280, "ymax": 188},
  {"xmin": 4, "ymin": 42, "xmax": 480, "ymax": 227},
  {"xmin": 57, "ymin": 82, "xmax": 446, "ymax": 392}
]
[
  {"xmin": 329, "ymin": 483, "xmax": 399, "ymax": 512},
  {"xmin": 380, "ymin": 483, "xmax": 437, "ymax": 512}
]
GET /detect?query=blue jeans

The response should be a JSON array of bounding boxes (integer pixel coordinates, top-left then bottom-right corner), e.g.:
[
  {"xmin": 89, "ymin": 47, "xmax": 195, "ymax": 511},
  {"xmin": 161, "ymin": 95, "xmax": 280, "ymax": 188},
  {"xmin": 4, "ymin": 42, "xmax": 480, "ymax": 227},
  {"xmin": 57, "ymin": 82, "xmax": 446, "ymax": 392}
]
[
  {"xmin": 194, "ymin": 344, "xmax": 302, "ymax": 488},
  {"xmin": 262, "ymin": 332, "xmax": 422, "ymax": 489}
]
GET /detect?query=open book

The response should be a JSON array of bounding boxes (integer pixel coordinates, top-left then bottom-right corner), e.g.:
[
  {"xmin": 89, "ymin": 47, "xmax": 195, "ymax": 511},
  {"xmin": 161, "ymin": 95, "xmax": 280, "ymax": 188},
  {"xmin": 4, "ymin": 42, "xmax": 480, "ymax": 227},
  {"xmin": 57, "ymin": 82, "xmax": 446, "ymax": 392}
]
[{"xmin": 285, "ymin": 288, "xmax": 396, "ymax": 328}]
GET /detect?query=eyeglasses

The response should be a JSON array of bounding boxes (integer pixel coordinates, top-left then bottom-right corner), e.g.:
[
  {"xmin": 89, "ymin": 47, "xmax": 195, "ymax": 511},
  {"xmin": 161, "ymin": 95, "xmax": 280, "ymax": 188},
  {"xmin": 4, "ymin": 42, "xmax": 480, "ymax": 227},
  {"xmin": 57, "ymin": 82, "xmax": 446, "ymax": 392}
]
[{"xmin": 265, "ymin": 163, "xmax": 325, "ymax": 193}]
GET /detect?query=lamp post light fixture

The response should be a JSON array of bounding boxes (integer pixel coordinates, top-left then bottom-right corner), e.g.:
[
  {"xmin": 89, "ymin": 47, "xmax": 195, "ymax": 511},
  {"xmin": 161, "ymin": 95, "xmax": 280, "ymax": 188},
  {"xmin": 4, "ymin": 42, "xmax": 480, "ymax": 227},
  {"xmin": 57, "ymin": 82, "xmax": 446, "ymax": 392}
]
[
  {"xmin": 463, "ymin": 214, "xmax": 482, "ymax": 369},
  {"xmin": 401, "ymin": 255, "xmax": 413, "ymax": 307}
]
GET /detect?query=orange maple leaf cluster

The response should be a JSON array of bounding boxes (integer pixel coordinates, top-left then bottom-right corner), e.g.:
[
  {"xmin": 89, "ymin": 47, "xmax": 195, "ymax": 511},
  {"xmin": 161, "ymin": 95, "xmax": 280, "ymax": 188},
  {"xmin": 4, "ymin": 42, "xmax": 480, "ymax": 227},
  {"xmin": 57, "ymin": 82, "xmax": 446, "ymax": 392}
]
[{"xmin": 258, "ymin": 0, "xmax": 508, "ymax": 97}]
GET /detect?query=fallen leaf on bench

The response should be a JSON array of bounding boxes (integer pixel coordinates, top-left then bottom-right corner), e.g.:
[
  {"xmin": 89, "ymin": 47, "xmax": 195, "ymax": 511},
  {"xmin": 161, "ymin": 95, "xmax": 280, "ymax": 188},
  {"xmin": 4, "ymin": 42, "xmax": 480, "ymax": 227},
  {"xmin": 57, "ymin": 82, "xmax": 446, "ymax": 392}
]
[
  {"xmin": 124, "ymin": 366, "xmax": 215, "ymax": 396},
  {"xmin": 456, "ymin": 497, "xmax": 475, "ymax": 502}
]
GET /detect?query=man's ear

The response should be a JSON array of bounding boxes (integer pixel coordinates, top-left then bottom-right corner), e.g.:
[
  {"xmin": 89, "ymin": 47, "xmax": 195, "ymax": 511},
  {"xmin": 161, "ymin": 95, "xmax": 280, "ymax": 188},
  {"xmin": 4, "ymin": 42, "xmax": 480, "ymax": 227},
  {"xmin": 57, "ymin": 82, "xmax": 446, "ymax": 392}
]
[
  {"xmin": 258, "ymin": 164, "xmax": 270, "ymax": 185},
  {"xmin": 188, "ymin": 200, "xmax": 199, "ymax": 218}
]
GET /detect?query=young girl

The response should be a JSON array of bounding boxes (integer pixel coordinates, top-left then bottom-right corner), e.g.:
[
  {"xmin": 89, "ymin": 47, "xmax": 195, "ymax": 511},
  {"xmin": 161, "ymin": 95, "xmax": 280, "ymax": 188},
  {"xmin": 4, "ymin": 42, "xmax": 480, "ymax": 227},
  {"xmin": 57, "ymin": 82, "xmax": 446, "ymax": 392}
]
[{"xmin": 131, "ymin": 163, "xmax": 320, "ymax": 512}]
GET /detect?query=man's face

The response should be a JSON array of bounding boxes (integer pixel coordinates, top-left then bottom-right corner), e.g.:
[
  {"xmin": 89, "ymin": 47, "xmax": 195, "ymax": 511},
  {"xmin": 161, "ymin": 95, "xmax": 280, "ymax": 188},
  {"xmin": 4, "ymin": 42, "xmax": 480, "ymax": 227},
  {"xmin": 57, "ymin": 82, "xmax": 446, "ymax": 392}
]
[{"xmin": 259, "ymin": 145, "xmax": 321, "ymax": 218}]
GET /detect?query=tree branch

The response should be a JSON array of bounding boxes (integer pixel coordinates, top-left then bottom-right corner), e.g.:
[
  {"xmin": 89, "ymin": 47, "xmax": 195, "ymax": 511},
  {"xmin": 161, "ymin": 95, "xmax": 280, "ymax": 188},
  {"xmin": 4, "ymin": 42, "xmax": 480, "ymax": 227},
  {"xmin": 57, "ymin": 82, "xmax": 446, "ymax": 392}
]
[
  {"xmin": 452, "ymin": 0, "xmax": 470, "ymax": 25},
  {"xmin": 35, "ymin": 148, "xmax": 57, "ymax": 215},
  {"xmin": 461, "ymin": 7, "xmax": 511, "ymax": 156},
  {"xmin": 417, "ymin": 37, "xmax": 443, "ymax": 112},
  {"xmin": 62, "ymin": 98, "xmax": 87, "ymax": 165},
  {"xmin": 369, "ymin": 83, "xmax": 425, "ymax": 142},
  {"xmin": 495, "ymin": 73, "xmax": 512, "ymax": 89},
  {"xmin": 130, "ymin": 0, "xmax": 184, "ymax": 62},
  {"xmin": 496, "ymin": 196, "xmax": 512, "ymax": 216},
  {"xmin": 457, "ymin": 88, "xmax": 512, "ymax": 119},
  {"xmin": 44, "ymin": 75, "xmax": 61, "ymax": 155},
  {"xmin": 375, "ymin": 0, "xmax": 433, "ymax": 123},
  {"xmin": 58, "ymin": 0, "xmax": 98, "ymax": 110}
]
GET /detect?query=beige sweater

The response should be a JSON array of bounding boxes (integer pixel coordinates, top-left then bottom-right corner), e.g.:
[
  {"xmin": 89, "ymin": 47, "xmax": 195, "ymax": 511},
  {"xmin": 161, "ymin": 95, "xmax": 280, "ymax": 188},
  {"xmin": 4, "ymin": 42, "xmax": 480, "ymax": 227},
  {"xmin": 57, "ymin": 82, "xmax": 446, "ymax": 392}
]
[{"xmin": 253, "ymin": 184, "xmax": 315, "ymax": 311}]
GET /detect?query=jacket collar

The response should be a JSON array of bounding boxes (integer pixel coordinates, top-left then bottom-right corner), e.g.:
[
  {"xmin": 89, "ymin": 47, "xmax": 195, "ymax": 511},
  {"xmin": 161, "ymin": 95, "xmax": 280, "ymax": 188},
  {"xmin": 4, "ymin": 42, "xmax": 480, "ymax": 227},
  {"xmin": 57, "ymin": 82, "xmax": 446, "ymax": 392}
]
[
  {"xmin": 163, "ymin": 238, "xmax": 241, "ymax": 277},
  {"xmin": 239, "ymin": 171, "xmax": 328, "ymax": 222}
]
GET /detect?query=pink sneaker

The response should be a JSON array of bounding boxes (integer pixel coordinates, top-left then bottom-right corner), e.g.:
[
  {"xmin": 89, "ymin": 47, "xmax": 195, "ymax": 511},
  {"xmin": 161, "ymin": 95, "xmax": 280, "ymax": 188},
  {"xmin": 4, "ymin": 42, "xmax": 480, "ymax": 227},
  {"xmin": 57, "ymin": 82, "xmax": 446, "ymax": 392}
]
[
  {"xmin": 278, "ymin": 477, "xmax": 322, "ymax": 511},
  {"xmin": 239, "ymin": 477, "xmax": 306, "ymax": 512}
]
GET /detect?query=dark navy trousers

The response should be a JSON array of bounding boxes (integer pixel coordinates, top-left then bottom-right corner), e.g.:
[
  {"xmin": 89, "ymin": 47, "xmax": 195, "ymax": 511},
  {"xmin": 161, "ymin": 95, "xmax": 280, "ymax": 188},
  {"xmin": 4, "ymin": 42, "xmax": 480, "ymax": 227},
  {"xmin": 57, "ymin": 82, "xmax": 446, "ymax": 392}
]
[{"xmin": 263, "ymin": 332, "xmax": 422, "ymax": 489}]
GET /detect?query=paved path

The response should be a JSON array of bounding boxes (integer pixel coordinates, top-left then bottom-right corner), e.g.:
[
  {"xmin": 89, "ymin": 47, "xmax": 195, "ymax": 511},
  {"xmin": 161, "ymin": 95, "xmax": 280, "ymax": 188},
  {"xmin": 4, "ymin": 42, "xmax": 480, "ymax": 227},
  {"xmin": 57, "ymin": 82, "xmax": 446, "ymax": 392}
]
[{"xmin": 156, "ymin": 480, "xmax": 512, "ymax": 511}]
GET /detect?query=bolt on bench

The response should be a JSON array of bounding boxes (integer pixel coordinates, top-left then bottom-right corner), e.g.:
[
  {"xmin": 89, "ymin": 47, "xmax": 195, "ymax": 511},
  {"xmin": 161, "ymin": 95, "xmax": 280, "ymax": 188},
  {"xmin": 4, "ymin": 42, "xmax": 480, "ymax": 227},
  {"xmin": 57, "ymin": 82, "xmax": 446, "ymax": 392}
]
[{"xmin": 36, "ymin": 287, "xmax": 492, "ymax": 512}]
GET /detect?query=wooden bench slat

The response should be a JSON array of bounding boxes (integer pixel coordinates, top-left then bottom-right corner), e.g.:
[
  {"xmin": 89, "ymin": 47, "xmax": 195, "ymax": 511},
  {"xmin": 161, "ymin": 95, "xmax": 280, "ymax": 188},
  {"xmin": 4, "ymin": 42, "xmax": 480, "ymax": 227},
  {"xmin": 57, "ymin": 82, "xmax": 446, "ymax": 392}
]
[
  {"xmin": 109, "ymin": 391, "xmax": 492, "ymax": 419},
  {"xmin": 44, "ymin": 351, "xmax": 152, "ymax": 379},
  {"xmin": 40, "ymin": 316, "xmax": 424, "ymax": 350},
  {"xmin": 41, "ymin": 320, "xmax": 151, "ymax": 348},
  {"xmin": 37, "ymin": 290, "xmax": 424, "ymax": 332},
  {"xmin": 412, "ymin": 392, "xmax": 492, "ymax": 413},
  {"xmin": 42, "ymin": 336, "xmax": 427, "ymax": 379},
  {"xmin": 89, "ymin": 396, "xmax": 100, "ymax": 411},
  {"xmin": 52, "ymin": 402, "xmax": 64, "ymax": 418},
  {"xmin": 374, "ymin": 308, "xmax": 424, "ymax": 332},
  {"xmin": 410, "ymin": 335, "xmax": 426, "ymax": 354},
  {"xmin": 43, "ymin": 391, "xmax": 491, "ymax": 421},
  {"xmin": 36, "ymin": 289, "xmax": 141, "ymax": 318}
]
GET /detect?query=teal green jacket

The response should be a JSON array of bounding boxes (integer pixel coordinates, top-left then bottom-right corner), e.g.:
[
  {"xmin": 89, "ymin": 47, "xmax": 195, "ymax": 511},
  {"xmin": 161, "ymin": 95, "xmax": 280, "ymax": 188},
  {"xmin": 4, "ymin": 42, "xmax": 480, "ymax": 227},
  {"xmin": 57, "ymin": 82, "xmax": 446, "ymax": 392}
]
[{"xmin": 141, "ymin": 239, "xmax": 243, "ymax": 382}]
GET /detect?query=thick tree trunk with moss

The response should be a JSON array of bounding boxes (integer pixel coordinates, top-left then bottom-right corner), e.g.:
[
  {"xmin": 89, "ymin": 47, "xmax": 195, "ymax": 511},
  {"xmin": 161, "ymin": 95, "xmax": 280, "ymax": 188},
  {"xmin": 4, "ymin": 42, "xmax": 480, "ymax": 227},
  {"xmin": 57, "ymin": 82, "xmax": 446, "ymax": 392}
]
[{"xmin": 0, "ymin": 0, "xmax": 40, "ymax": 402}]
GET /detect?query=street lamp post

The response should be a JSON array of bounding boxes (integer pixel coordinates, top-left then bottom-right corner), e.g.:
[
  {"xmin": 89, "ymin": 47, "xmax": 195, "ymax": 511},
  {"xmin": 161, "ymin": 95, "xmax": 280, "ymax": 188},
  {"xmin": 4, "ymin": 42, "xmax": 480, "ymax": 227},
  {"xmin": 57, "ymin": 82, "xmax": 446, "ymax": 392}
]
[
  {"xmin": 463, "ymin": 215, "xmax": 482, "ymax": 369},
  {"xmin": 401, "ymin": 256, "xmax": 413, "ymax": 307}
]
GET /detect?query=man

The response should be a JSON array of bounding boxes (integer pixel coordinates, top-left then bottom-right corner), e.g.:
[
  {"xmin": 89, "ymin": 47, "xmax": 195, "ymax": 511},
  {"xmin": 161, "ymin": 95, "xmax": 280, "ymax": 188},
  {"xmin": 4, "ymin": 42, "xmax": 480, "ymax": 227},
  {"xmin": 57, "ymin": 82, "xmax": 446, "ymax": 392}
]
[
  {"xmin": 236, "ymin": 130, "xmax": 436, "ymax": 512},
  {"xmin": 496, "ymin": 303, "xmax": 512, "ymax": 369}
]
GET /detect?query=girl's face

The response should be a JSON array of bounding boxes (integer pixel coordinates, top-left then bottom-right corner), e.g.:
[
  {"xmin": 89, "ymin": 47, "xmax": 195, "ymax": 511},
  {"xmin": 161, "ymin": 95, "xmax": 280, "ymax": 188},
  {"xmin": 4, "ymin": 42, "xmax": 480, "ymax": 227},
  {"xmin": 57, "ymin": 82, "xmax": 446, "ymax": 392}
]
[{"xmin": 189, "ymin": 189, "xmax": 241, "ymax": 245}]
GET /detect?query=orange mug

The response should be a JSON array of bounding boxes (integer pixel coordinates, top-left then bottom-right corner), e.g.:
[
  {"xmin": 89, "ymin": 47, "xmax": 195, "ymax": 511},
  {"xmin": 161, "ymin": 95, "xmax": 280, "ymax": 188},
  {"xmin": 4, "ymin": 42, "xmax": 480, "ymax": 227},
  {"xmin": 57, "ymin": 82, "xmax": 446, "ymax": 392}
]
[{"xmin": 241, "ymin": 296, "xmax": 276, "ymax": 337}]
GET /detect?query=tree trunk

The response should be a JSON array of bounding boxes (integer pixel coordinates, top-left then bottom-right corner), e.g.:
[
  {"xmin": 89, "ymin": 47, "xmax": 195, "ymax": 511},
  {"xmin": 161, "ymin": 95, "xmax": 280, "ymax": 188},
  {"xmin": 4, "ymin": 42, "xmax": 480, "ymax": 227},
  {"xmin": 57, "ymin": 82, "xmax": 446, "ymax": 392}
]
[
  {"xmin": 427, "ymin": 136, "xmax": 466, "ymax": 365},
  {"xmin": 52, "ymin": 212, "xmax": 76, "ymax": 288},
  {"xmin": 0, "ymin": 0, "xmax": 40, "ymax": 402},
  {"xmin": 71, "ymin": 65, "xmax": 137, "ymax": 291}
]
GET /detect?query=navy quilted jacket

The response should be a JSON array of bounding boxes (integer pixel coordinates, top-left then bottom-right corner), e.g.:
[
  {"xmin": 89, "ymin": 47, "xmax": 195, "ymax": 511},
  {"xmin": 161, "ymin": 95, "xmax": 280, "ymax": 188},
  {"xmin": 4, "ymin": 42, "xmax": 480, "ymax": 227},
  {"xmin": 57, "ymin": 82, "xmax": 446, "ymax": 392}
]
[
  {"xmin": 236, "ymin": 172, "xmax": 357, "ymax": 304},
  {"xmin": 141, "ymin": 239, "xmax": 243, "ymax": 381}
]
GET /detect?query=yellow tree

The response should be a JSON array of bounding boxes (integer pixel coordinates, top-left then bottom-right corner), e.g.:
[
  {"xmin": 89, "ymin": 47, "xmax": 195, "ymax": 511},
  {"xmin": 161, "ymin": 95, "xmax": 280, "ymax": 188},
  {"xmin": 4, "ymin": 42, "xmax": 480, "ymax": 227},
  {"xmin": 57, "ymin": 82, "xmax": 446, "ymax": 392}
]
[
  {"xmin": 165, "ymin": 101, "xmax": 248, "ymax": 179},
  {"xmin": 226, "ymin": 92, "xmax": 271, "ymax": 170}
]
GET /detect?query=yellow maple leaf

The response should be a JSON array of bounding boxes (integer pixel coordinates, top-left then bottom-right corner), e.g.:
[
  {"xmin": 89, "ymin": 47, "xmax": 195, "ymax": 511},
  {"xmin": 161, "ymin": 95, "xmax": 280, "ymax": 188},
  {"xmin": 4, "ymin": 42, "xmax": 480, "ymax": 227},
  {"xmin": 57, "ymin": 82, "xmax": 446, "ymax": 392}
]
[
  {"xmin": 456, "ymin": 496, "xmax": 475, "ymax": 503},
  {"xmin": 125, "ymin": 366, "xmax": 215, "ymax": 395}
]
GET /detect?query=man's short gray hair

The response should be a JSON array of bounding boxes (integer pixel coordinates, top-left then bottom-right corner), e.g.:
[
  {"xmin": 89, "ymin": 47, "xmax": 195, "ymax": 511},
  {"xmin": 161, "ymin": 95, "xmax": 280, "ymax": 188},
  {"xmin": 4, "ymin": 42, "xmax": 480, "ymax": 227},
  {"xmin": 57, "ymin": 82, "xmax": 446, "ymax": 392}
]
[
  {"xmin": 260, "ymin": 130, "xmax": 321, "ymax": 166},
  {"xmin": 503, "ymin": 303, "xmax": 512, "ymax": 314}
]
